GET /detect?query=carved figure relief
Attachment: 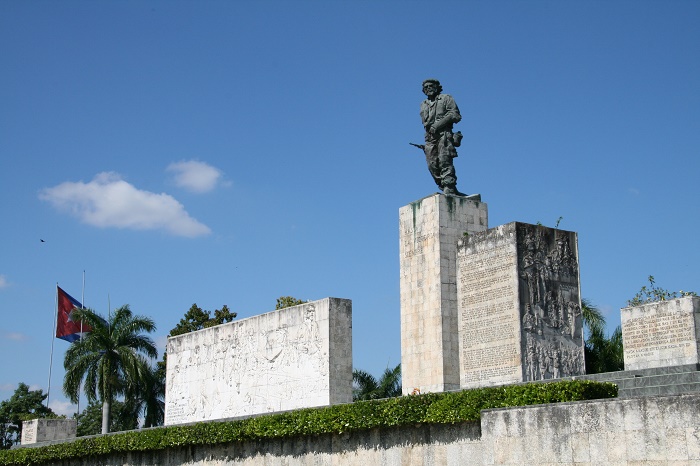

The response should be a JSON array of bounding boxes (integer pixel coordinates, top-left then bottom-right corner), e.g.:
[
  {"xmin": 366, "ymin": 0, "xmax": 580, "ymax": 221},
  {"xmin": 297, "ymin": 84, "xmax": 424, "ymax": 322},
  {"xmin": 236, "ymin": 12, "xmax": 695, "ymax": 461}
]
[
  {"xmin": 165, "ymin": 303, "xmax": 331, "ymax": 425},
  {"xmin": 523, "ymin": 335, "xmax": 584, "ymax": 381},
  {"xmin": 518, "ymin": 225, "xmax": 583, "ymax": 380}
]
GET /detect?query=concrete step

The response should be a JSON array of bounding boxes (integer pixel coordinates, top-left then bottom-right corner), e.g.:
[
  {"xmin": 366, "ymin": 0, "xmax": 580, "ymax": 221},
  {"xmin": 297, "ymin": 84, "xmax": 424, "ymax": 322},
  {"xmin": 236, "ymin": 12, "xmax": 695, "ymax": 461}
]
[
  {"xmin": 614, "ymin": 371, "xmax": 700, "ymax": 389},
  {"xmin": 560, "ymin": 364, "xmax": 700, "ymax": 399},
  {"xmin": 618, "ymin": 382, "xmax": 700, "ymax": 398}
]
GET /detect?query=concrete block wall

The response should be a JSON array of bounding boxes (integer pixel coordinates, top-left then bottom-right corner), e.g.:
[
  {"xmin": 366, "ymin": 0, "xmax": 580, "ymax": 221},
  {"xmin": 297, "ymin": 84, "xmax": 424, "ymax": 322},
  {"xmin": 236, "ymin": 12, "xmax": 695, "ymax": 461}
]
[{"xmin": 20, "ymin": 419, "xmax": 77, "ymax": 445}]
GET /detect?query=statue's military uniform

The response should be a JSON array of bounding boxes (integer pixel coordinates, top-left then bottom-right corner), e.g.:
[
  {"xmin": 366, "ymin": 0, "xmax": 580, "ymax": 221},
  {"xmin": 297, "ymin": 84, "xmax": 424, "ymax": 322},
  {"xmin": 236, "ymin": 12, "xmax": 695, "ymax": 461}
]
[{"xmin": 420, "ymin": 93, "xmax": 461, "ymax": 193}]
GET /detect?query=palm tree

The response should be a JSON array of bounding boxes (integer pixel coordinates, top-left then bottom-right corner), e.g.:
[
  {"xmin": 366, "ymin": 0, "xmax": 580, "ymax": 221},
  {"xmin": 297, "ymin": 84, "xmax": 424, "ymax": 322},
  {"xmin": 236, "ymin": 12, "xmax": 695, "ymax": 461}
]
[
  {"xmin": 581, "ymin": 298, "xmax": 605, "ymax": 332},
  {"xmin": 581, "ymin": 299, "xmax": 624, "ymax": 374},
  {"xmin": 63, "ymin": 306, "xmax": 157, "ymax": 434},
  {"xmin": 124, "ymin": 362, "xmax": 164, "ymax": 428},
  {"xmin": 352, "ymin": 364, "xmax": 401, "ymax": 401}
]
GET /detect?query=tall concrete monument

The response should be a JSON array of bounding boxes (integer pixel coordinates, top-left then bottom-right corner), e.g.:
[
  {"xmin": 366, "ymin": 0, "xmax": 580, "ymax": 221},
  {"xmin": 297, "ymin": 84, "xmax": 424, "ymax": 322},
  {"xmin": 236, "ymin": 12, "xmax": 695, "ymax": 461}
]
[
  {"xmin": 164, "ymin": 298, "xmax": 352, "ymax": 425},
  {"xmin": 400, "ymin": 193, "xmax": 488, "ymax": 394},
  {"xmin": 456, "ymin": 222, "xmax": 585, "ymax": 388}
]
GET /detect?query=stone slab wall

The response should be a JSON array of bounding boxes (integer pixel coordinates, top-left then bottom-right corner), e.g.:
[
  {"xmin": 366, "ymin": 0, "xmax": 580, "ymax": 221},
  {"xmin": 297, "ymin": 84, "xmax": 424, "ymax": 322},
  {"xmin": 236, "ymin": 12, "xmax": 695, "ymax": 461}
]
[
  {"xmin": 481, "ymin": 393, "xmax": 700, "ymax": 464},
  {"xmin": 38, "ymin": 394, "xmax": 700, "ymax": 465},
  {"xmin": 399, "ymin": 193, "xmax": 488, "ymax": 395},
  {"xmin": 621, "ymin": 296, "xmax": 700, "ymax": 370},
  {"xmin": 21, "ymin": 419, "xmax": 76, "ymax": 445},
  {"xmin": 457, "ymin": 222, "xmax": 585, "ymax": 389},
  {"xmin": 164, "ymin": 298, "xmax": 352, "ymax": 425}
]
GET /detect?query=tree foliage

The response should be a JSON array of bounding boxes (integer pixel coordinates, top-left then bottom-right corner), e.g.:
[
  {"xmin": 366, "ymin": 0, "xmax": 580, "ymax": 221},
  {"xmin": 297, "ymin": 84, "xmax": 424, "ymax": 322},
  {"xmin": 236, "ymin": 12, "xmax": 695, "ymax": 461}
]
[
  {"xmin": 275, "ymin": 296, "xmax": 307, "ymax": 310},
  {"xmin": 582, "ymin": 299, "xmax": 624, "ymax": 374},
  {"xmin": 62, "ymin": 306, "xmax": 157, "ymax": 434},
  {"xmin": 352, "ymin": 364, "xmax": 402, "ymax": 401},
  {"xmin": 581, "ymin": 298, "xmax": 605, "ymax": 335},
  {"xmin": 627, "ymin": 275, "xmax": 697, "ymax": 307},
  {"xmin": 168, "ymin": 304, "xmax": 237, "ymax": 338},
  {"xmin": 74, "ymin": 400, "xmax": 137, "ymax": 437},
  {"xmin": 0, "ymin": 383, "xmax": 56, "ymax": 449}
]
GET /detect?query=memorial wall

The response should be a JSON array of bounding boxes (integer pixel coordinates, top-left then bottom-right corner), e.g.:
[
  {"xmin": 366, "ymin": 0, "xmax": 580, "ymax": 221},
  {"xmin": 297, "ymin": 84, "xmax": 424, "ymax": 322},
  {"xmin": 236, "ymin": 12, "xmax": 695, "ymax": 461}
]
[
  {"xmin": 457, "ymin": 222, "xmax": 585, "ymax": 388},
  {"xmin": 621, "ymin": 296, "xmax": 700, "ymax": 370},
  {"xmin": 164, "ymin": 298, "xmax": 352, "ymax": 425}
]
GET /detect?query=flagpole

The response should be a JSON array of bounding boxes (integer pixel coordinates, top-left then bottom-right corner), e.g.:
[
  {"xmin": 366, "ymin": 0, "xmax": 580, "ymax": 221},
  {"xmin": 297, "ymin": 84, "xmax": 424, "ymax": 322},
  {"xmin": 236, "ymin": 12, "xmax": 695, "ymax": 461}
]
[
  {"xmin": 78, "ymin": 270, "xmax": 86, "ymax": 417},
  {"xmin": 47, "ymin": 284, "xmax": 59, "ymax": 409}
]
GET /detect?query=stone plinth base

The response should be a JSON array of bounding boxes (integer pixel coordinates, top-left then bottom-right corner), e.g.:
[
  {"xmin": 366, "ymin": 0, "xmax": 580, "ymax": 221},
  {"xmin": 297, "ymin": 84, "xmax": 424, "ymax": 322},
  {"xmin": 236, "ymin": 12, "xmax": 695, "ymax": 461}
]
[
  {"xmin": 457, "ymin": 222, "xmax": 585, "ymax": 389},
  {"xmin": 164, "ymin": 298, "xmax": 352, "ymax": 425},
  {"xmin": 21, "ymin": 419, "xmax": 76, "ymax": 445},
  {"xmin": 622, "ymin": 296, "xmax": 700, "ymax": 370},
  {"xmin": 399, "ymin": 193, "xmax": 488, "ymax": 394}
]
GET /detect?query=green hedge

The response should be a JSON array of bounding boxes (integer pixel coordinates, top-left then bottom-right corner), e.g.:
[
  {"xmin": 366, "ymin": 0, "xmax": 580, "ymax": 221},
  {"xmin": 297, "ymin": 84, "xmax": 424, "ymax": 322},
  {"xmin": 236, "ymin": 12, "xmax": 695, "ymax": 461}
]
[{"xmin": 0, "ymin": 380, "xmax": 616, "ymax": 466}]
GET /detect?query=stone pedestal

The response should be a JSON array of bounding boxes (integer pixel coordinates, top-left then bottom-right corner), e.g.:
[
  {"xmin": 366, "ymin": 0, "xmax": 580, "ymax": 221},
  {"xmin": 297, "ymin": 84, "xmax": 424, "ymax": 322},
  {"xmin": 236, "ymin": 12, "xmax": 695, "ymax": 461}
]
[
  {"xmin": 399, "ymin": 193, "xmax": 488, "ymax": 394},
  {"xmin": 457, "ymin": 222, "xmax": 585, "ymax": 389},
  {"xmin": 621, "ymin": 296, "xmax": 700, "ymax": 370},
  {"xmin": 164, "ymin": 298, "xmax": 352, "ymax": 425},
  {"xmin": 21, "ymin": 419, "xmax": 76, "ymax": 445}
]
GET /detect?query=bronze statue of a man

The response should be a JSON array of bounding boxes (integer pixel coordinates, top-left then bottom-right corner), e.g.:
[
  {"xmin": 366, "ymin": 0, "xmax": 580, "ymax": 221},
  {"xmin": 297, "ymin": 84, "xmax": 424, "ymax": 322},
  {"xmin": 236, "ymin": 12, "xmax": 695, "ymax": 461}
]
[{"xmin": 419, "ymin": 79, "xmax": 464, "ymax": 196}]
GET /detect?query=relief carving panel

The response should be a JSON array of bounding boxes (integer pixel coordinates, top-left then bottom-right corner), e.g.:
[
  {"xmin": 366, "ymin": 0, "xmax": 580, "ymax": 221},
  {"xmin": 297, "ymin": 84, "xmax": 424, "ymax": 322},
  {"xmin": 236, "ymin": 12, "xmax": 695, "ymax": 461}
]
[
  {"xmin": 517, "ymin": 224, "xmax": 584, "ymax": 381},
  {"xmin": 165, "ymin": 299, "xmax": 350, "ymax": 425},
  {"xmin": 458, "ymin": 223, "xmax": 584, "ymax": 389}
]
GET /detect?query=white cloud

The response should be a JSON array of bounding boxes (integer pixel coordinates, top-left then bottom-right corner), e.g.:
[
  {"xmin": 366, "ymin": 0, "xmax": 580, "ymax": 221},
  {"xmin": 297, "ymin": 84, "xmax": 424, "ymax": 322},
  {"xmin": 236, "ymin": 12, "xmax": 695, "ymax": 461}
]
[
  {"xmin": 49, "ymin": 399, "xmax": 77, "ymax": 417},
  {"xmin": 167, "ymin": 160, "xmax": 225, "ymax": 193},
  {"xmin": 2, "ymin": 332, "xmax": 28, "ymax": 342},
  {"xmin": 628, "ymin": 187, "xmax": 640, "ymax": 195},
  {"xmin": 0, "ymin": 275, "xmax": 8, "ymax": 289},
  {"xmin": 39, "ymin": 172, "xmax": 211, "ymax": 238},
  {"xmin": 155, "ymin": 335, "xmax": 168, "ymax": 355}
]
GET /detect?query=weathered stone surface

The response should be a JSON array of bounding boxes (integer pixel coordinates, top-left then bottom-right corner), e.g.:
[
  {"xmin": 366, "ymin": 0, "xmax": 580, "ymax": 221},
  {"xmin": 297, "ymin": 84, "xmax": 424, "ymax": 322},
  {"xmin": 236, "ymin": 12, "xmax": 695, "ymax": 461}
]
[
  {"xmin": 20, "ymin": 419, "xmax": 76, "ymax": 445},
  {"xmin": 457, "ymin": 222, "xmax": 585, "ymax": 389},
  {"xmin": 399, "ymin": 193, "xmax": 488, "ymax": 394},
  {"xmin": 621, "ymin": 295, "xmax": 700, "ymax": 370},
  {"xmin": 481, "ymin": 394, "xmax": 700, "ymax": 465},
  {"xmin": 164, "ymin": 298, "xmax": 352, "ymax": 425}
]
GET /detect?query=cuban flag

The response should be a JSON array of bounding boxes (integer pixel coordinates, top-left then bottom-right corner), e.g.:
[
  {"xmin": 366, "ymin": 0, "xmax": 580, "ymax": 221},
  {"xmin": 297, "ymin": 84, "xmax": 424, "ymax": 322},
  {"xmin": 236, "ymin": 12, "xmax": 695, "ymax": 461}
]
[{"xmin": 56, "ymin": 286, "xmax": 92, "ymax": 342}]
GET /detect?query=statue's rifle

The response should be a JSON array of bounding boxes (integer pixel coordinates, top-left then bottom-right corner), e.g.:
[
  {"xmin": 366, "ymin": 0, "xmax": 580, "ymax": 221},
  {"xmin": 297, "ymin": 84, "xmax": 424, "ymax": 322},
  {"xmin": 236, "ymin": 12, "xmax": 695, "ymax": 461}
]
[{"xmin": 409, "ymin": 143, "xmax": 425, "ymax": 151}]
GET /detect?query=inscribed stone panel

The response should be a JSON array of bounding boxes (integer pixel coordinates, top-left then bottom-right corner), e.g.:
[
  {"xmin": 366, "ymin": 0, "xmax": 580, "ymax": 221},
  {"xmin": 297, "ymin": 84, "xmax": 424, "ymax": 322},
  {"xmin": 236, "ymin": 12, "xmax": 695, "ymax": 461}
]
[
  {"xmin": 457, "ymin": 222, "xmax": 584, "ymax": 389},
  {"xmin": 621, "ymin": 296, "xmax": 700, "ymax": 370},
  {"xmin": 458, "ymin": 224, "xmax": 521, "ymax": 387}
]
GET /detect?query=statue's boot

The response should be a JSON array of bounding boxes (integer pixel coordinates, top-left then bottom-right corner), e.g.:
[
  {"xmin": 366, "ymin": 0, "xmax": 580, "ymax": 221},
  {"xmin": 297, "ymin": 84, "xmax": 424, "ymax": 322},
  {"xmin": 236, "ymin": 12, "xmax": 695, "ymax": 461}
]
[{"xmin": 443, "ymin": 186, "xmax": 481, "ymax": 201}]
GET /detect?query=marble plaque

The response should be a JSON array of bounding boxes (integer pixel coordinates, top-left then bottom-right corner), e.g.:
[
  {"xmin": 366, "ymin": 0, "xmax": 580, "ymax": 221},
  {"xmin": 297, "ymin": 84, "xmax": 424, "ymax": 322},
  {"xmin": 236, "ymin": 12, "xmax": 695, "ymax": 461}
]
[
  {"xmin": 621, "ymin": 296, "xmax": 700, "ymax": 370},
  {"xmin": 164, "ymin": 298, "xmax": 352, "ymax": 425},
  {"xmin": 457, "ymin": 222, "xmax": 585, "ymax": 389}
]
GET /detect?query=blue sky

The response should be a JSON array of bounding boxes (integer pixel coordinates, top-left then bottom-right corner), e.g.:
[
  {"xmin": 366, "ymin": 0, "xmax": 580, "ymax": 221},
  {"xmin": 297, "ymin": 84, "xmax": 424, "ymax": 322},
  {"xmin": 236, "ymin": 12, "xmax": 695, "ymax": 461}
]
[{"xmin": 1, "ymin": 1, "xmax": 699, "ymax": 416}]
